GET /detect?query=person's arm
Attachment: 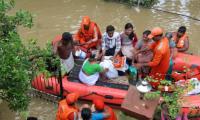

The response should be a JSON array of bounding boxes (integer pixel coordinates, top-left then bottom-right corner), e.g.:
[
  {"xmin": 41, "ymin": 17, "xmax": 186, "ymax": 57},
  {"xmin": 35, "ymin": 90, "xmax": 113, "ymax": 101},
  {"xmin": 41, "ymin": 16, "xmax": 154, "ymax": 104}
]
[
  {"xmin": 92, "ymin": 112, "xmax": 110, "ymax": 120},
  {"xmin": 177, "ymin": 38, "xmax": 189, "ymax": 52},
  {"xmin": 90, "ymin": 26, "xmax": 98, "ymax": 43},
  {"xmin": 114, "ymin": 34, "xmax": 121, "ymax": 56},
  {"xmin": 101, "ymin": 35, "xmax": 106, "ymax": 57},
  {"xmin": 148, "ymin": 50, "xmax": 162, "ymax": 67}
]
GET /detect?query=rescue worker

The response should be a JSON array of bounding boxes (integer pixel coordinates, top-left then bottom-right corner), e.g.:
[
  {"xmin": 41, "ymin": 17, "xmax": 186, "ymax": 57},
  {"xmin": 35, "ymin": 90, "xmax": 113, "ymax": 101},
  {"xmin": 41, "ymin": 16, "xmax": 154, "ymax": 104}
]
[
  {"xmin": 75, "ymin": 16, "xmax": 102, "ymax": 57},
  {"xmin": 56, "ymin": 93, "xmax": 79, "ymax": 120},
  {"xmin": 172, "ymin": 26, "xmax": 189, "ymax": 52},
  {"xmin": 134, "ymin": 27, "xmax": 170, "ymax": 88},
  {"xmin": 93, "ymin": 99, "xmax": 117, "ymax": 120}
]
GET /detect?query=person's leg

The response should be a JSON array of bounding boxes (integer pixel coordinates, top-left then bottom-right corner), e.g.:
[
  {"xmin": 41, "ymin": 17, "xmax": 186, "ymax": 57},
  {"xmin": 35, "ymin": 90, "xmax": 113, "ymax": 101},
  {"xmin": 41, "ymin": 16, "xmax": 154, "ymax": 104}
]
[
  {"xmin": 166, "ymin": 58, "xmax": 173, "ymax": 80},
  {"xmin": 105, "ymin": 47, "xmax": 116, "ymax": 56}
]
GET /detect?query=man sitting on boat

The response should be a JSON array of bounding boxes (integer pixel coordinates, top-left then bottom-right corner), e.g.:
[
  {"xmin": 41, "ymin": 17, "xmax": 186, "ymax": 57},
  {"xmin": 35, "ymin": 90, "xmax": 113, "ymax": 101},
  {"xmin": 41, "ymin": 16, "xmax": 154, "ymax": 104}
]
[
  {"xmin": 52, "ymin": 32, "xmax": 75, "ymax": 76},
  {"xmin": 134, "ymin": 27, "xmax": 170, "ymax": 88},
  {"xmin": 172, "ymin": 26, "xmax": 189, "ymax": 53},
  {"xmin": 75, "ymin": 16, "xmax": 102, "ymax": 58},
  {"xmin": 79, "ymin": 55, "xmax": 108, "ymax": 86},
  {"xmin": 96, "ymin": 25, "xmax": 121, "ymax": 59},
  {"xmin": 133, "ymin": 30, "xmax": 153, "ymax": 77},
  {"xmin": 56, "ymin": 93, "xmax": 79, "ymax": 120}
]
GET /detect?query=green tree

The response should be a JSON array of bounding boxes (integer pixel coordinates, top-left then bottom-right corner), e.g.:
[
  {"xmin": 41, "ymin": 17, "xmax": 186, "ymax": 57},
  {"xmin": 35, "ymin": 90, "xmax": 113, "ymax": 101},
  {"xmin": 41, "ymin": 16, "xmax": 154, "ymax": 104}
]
[{"xmin": 0, "ymin": 0, "xmax": 53, "ymax": 112}]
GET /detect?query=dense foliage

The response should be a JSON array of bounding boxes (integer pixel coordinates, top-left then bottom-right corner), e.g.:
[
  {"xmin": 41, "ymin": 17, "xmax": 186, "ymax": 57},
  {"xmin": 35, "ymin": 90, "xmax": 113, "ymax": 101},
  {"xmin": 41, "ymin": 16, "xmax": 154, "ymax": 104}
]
[{"xmin": 0, "ymin": 0, "xmax": 58, "ymax": 111}]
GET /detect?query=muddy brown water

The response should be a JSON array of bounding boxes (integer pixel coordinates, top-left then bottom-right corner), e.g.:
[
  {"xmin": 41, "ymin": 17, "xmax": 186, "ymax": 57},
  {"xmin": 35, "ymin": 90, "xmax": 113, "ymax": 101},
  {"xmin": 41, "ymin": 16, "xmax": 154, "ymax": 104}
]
[{"xmin": 1, "ymin": 0, "xmax": 200, "ymax": 119}]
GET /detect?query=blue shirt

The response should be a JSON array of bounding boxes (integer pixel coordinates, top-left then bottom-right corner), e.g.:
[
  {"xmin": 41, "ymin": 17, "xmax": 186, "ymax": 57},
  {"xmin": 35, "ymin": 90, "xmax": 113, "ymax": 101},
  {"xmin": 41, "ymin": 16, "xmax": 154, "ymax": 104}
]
[{"xmin": 91, "ymin": 112, "xmax": 105, "ymax": 120}]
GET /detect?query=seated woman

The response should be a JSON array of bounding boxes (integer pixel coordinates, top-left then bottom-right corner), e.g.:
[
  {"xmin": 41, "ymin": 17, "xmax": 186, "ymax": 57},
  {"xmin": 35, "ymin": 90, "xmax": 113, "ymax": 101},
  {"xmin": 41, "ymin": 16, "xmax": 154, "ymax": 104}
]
[
  {"xmin": 79, "ymin": 56, "xmax": 108, "ymax": 85},
  {"xmin": 120, "ymin": 23, "xmax": 138, "ymax": 65},
  {"xmin": 134, "ymin": 30, "xmax": 153, "ymax": 77}
]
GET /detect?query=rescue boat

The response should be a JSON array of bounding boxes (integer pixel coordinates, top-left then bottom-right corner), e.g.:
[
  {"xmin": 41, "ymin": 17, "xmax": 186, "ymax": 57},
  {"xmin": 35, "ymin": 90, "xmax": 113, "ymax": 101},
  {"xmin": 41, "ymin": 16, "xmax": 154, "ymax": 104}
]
[
  {"xmin": 32, "ymin": 35, "xmax": 200, "ymax": 117},
  {"xmin": 31, "ymin": 53, "xmax": 200, "ymax": 118}
]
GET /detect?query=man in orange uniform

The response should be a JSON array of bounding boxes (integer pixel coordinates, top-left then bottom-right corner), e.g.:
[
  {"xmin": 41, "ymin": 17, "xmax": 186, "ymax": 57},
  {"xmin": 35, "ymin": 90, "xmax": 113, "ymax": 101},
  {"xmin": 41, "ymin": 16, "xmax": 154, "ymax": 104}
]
[
  {"xmin": 93, "ymin": 99, "xmax": 117, "ymax": 120},
  {"xmin": 172, "ymin": 26, "xmax": 189, "ymax": 52},
  {"xmin": 135, "ymin": 27, "xmax": 170, "ymax": 88},
  {"xmin": 75, "ymin": 16, "xmax": 102, "ymax": 54},
  {"xmin": 56, "ymin": 93, "xmax": 79, "ymax": 120}
]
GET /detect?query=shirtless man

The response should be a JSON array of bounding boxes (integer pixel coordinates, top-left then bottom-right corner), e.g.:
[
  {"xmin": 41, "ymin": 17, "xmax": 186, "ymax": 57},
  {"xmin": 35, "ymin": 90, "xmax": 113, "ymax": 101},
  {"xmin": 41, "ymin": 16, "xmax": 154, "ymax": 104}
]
[{"xmin": 53, "ymin": 32, "xmax": 75, "ymax": 75}]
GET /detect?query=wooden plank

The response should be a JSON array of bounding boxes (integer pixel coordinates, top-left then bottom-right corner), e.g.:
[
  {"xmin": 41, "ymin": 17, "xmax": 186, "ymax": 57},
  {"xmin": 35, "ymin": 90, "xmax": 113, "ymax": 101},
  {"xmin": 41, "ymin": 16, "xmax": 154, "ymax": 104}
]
[{"xmin": 121, "ymin": 85, "xmax": 159, "ymax": 120}]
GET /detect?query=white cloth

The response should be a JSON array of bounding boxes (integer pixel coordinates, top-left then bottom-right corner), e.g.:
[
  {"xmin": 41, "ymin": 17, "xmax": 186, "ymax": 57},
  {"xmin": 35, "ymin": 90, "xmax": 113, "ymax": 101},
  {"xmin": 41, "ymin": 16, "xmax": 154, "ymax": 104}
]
[
  {"xmin": 60, "ymin": 52, "xmax": 74, "ymax": 74},
  {"xmin": 186, "ymin": 78, "xmax": 200, "ymax": 96},
  {"xmin": 79, "ymin": 70, "xmax": 100, "ymax": 86},
  {"xmin": 75, "ymin": 49, "xmax": 87, "ymax": 59},
  {"xmin": 100, "ymin": 58, "xmax": 118, "ymax": 79}
]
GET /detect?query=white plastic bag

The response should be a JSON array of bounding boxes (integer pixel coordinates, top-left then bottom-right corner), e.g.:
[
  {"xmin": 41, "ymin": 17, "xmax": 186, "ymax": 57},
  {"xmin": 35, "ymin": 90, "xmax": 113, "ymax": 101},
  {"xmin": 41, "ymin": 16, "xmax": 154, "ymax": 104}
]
[
  {"xmin": 75, "ymin": 50, "xmax": 86, "ymax": 59},
  {"xmin": 100, "ymin": 59, "xmax": 118, "ymax": 79}
]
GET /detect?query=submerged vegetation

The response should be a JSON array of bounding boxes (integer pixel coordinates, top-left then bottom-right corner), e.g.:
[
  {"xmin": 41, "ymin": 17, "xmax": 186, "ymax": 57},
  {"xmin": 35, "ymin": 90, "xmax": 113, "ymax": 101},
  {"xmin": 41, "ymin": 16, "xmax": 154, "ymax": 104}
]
[{"xmin": 104, "ymin": 0, "xmax": 158, "ymax": 7}]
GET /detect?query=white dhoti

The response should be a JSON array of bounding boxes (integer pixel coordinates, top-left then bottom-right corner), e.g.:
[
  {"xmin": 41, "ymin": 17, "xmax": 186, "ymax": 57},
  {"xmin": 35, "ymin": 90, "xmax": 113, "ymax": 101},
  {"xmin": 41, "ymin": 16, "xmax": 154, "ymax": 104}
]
[
  {"xmin": 79, "ymin": 70, "xmax": 99, "ymax": 86},
  {"xmin": 60, "ymin": 52, "xmax": 74, "ymax": 75}
]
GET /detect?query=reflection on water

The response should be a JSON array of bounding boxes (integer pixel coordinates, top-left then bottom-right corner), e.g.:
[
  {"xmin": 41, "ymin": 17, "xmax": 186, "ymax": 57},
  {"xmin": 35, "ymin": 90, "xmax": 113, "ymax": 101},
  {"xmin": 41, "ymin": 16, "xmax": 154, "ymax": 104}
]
[{"xmin": 1, "ymin": 0, "xmax": 200, "ymax": 119}]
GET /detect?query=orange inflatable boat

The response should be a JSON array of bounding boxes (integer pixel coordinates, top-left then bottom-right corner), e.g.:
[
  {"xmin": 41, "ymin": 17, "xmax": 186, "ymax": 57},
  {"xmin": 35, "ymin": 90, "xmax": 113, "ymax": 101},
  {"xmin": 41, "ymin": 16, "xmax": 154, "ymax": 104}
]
[{"xmin": 32, "ymin": 73, "xmax": 128, "ymax": 105}]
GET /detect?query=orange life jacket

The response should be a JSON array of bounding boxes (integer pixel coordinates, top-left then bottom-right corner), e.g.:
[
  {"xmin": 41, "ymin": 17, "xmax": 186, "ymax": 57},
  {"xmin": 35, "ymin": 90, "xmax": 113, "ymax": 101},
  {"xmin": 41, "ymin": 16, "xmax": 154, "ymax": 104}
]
[
  {"xmin": 104, "ymin": 106, "xmax": 117, "ymax": 120},
  {"xmin": 172, "ymin": 32, "xmax": 188, "ymax": 48},
  {"xmin": 148, "ymin": 37, "xmax": 170, "ymax": 88},
  {"xmin": 56, "ymin": 99, "xmax": 78, "ymax": 120},
  {"xmin": 76, "ymin": 21, "xmax": 102, "ymax": 49}
]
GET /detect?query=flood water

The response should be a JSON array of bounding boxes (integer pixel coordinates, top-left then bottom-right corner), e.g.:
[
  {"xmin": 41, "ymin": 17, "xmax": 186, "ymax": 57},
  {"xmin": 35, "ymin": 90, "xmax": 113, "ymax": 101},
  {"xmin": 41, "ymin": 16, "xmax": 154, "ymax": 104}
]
[{"xmin": 1, "ymin": 0, "xmax": 200, "ymax": 119}]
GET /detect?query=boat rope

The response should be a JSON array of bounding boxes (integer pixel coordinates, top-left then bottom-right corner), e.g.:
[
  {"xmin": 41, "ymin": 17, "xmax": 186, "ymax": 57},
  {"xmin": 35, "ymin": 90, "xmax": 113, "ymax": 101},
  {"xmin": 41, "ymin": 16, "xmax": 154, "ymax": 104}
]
[
  {"xmin": 151, "ymin": 7, "xmax": 200, "ymax": 21},
  {"xmin": 63, "ymin": 89, "xmax": 124, "ymax": 100}
]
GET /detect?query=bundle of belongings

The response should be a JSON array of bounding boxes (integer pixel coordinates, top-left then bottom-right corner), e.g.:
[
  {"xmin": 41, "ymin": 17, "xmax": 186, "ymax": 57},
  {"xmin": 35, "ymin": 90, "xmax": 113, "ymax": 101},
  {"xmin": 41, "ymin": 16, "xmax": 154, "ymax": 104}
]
[{"xmin": 100, "ymin": 55, "xmax": 128, "ymax": 79}]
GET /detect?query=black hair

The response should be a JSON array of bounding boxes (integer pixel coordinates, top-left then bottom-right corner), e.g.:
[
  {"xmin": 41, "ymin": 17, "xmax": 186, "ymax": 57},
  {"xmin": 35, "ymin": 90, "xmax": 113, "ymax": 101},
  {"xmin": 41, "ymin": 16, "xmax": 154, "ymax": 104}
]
[
  {"xmin": 62, "ymin": 32, "xmax": 73, "ymax": 43},
  {"xmin": 125, "ymin": 23, "xmax": 133, "ymax": 30},
  {"xmin": 143, "ymin": 30, "xmax": 151, "ymax": 36},
  {"xmin": 27, "ymin": 117, "xmax": 38, "ymax": 120},
  {"xmin": 178, "ymin": 26, "xmax": 186, "ymax": 33},
  {"xmin": 88, "ymin": 54, "xmax": 96, "ymax": 62},
  {"xmin": 106, "ymin": 25, "xmax": 115, "ymax": 33},
  {"xmin": 125, "ymin": 23, "xmax": 135, "ymax": 40},
  {"xmin": 81, "ymin": 108, "xmax": 92, "ymax": 120}
]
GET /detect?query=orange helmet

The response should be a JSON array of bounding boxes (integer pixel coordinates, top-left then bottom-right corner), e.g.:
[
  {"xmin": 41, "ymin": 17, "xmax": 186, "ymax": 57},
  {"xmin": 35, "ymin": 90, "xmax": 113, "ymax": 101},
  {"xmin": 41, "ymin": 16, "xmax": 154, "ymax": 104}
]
[
  {"xmin": 82, "ymin": 16, "xmax": 91, "ymax": 26},
  {"xmin": 93, "ymin": 99, "xmax": 105, "ymax": 111},
  {"xmin": 66, "ymin": 93, "xmax": 79, "ymax": 105},
  {"xmin": 148, "ymin": 27, "xmax": 163, "ymax": 39}
]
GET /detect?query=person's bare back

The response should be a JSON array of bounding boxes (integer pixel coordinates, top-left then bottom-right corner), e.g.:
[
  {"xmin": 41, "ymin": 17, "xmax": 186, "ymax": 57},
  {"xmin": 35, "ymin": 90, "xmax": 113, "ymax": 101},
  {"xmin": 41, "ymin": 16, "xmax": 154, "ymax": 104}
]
[{"xmin": 57, "ymin": 42, "xmax": 73, "ymax": 60}]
